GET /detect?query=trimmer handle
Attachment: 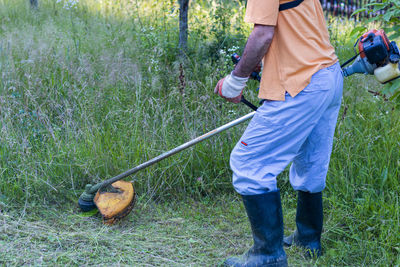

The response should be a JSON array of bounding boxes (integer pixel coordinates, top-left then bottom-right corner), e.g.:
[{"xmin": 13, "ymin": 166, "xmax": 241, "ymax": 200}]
[{"xmin": 241, "ymin": 95, "xmax": 258, "ymax": 111}]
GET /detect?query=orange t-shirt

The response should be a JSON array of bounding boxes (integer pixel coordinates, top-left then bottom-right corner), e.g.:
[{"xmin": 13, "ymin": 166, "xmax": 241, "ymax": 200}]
[{"xmin": 245, "ymin": 0, "xmax": 338, "ymax": 100}]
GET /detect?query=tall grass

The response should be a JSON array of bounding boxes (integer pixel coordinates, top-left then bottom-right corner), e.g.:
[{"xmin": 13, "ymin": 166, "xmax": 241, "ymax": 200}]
[{"xmin": 0, "ymin": 0, "xmax": 252, "ymax": 207}]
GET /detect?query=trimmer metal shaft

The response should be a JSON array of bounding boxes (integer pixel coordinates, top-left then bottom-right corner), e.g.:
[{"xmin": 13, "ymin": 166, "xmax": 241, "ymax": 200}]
[{"xmin": 83, "ymin": 111, "xmax": 256, "ymax": 195}]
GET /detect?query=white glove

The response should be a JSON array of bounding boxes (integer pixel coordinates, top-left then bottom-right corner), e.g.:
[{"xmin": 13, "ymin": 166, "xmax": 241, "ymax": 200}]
[{"xmin": 220, "ymin": 72, "xmax": 249, "ymax": 98}]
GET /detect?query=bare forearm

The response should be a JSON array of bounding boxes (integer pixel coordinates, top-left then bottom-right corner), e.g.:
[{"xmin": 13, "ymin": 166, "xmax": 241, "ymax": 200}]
[
  {"xmin": 233, "ymin": 25, "xmax": 275, "ymax": 78},
  {"xmin": 214, "ymin": 25, "xmax": 274, "ymax": 103}
]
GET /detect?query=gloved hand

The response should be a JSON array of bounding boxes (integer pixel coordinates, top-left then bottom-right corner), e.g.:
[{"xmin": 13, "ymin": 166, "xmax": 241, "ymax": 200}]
[{"xmin": 214, "ymin": 72, "xmax": 249, "ymax": 103}]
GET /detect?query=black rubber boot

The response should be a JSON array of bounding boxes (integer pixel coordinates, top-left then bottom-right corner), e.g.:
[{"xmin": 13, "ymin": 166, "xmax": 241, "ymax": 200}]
[
  {"xmin": 283, "ymin": 191, "xmax": 323, "ymax": 258},
  {"xmin": 224, "ymin": 190, "xmax": 288, "ymax": 267}
]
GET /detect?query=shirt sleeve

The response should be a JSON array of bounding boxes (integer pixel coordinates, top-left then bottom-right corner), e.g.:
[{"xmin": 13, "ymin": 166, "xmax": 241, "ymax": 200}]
[{"xmin": 244, "ymin": 0, "xmax": 280, "ymax": 26}]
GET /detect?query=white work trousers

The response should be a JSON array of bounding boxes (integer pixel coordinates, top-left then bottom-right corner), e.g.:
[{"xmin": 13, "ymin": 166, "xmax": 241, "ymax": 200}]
[{"xmin": 230, "ymin": 62, "xmax": 344, "ymax": 195}]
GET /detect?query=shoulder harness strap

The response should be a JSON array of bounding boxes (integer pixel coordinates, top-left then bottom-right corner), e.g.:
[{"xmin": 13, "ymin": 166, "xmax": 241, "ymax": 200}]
[{"xmin": 279, "ymin": 0, "xmax": 304, "ymax": 11}]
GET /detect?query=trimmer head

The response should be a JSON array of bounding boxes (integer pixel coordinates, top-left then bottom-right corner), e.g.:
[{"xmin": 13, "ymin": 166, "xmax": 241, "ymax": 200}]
[
  {"xmin": 94, "ymin": 181, "xmax": 135, "ymax": 225},
  {"xmin": 78, "ymin": 197, "xmax": 97, "ymax": 211},
  {"xmin": 78, "ymin": 184, "xmax": 97, "ymax": 211},
  {"xmin": 78, "ymin": 181, "xmax": 135, "ymax": 224}
]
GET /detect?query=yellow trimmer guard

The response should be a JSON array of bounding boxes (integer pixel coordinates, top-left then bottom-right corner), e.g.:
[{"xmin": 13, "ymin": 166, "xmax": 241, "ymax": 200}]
[{"xmin": 94, "ymin": 181, "xmax": 135, "ymax": 225}]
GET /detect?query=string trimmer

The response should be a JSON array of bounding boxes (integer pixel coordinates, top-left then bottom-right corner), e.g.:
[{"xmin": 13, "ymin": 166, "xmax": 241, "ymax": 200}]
[
  {"xmin": 78, "ymin": 110, "xmax": 256, "ymax": 223},
  {"xmin": 78, "ymin": 54, "xmax": 259, "ymax": 224}
]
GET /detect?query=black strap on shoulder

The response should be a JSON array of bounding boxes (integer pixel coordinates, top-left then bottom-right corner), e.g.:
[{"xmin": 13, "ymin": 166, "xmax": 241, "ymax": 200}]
[{"xmin": 279, "ymin": 0, "xmax": 304, "ymax": 11}]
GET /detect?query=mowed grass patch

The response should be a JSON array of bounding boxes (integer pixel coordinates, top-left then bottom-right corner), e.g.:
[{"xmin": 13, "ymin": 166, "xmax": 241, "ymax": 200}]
[
  {"xmin": 0, "ymin": 195, "xmax": 250, "ymax": 266},
  {"xmin": 1, "ymin": 194, "xmax": 398, "ymax": 266}
]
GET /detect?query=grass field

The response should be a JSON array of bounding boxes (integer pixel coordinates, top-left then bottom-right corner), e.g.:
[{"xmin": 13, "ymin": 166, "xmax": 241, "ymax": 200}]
[
  {"xmin": 0, "ymin": 0, "xmax": 399, "ymax": 266},
  {"xmin": 2, "ymin": 193, "xmax": 397, "ymax": 266}
]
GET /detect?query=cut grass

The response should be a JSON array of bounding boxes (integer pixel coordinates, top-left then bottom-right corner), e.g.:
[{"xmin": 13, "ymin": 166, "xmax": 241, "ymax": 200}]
[{"xmin": 1, "ymin": 194, "xmax": 399, "ymax": 266}]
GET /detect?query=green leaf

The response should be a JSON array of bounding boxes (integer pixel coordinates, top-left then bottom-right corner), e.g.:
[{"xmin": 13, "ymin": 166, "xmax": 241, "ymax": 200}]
[
  {"xmin": 351, "ymin": 8, "xmax": 367, "ymax": 16},
  {"xmin": 350, "ymin": 26, "xmax": 367, "ymax": 38},
  {"xmin": 382, "ymin": 83, "xmax": 392, "ymax": 95},
  {"xmin": 383, "ymin": 11, "xmax": 396, "ymax": 22},
  {"xmin": 383, "ymin": 78, "xmax": 400, "ymax": 96},
  {"xmin": 364, "ymin": 3, "xmax": 385, "ymax": 8},
  {"xmin": 389, "ymin": 31, "xmax": 400, "ymax": 39},
  {"xmin": 389, "ymin": 89, "xmax": 400, "ymax": 101}
]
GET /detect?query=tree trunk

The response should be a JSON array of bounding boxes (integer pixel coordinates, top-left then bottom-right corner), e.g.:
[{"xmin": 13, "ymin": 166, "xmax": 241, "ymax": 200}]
[
  {"xmin": 178, "ymin": 0, "xmax": 189, "ymax": 54},
  {"xmin": 30, "ymin": 0, "xmax": 38, "ymax": 8}
]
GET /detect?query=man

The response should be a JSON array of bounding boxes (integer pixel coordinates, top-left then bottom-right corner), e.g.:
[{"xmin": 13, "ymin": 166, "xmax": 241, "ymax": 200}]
[{"xmin": 214, "ymin": 0, "xmax": 343, "ymax": 266}]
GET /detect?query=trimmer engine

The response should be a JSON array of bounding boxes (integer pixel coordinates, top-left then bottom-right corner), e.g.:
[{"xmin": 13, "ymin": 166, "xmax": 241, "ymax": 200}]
[{"xmin": 342, "ymin": 29, "xmax": 400, "ymax": 84}]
